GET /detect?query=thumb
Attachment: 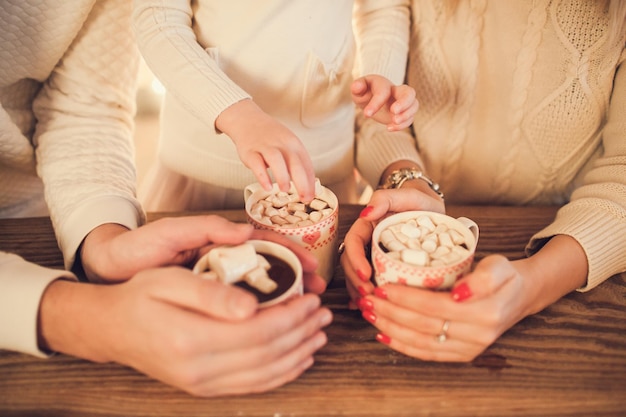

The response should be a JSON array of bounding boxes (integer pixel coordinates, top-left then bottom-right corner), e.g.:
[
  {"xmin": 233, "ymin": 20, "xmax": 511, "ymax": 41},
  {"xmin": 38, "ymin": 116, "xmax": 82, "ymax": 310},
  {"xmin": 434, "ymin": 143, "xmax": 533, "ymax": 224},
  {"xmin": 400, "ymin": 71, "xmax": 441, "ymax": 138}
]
[
  {"xmin": 450, "ymin": 255, "xmax": 516, "ymax": 302},
  {"xmin": 351, "ymin": 77, "xmax": 371, "ymax": 105},
  {"xmin": 145, "ymin": 267, "xmax": 259, "ymax": 320}
]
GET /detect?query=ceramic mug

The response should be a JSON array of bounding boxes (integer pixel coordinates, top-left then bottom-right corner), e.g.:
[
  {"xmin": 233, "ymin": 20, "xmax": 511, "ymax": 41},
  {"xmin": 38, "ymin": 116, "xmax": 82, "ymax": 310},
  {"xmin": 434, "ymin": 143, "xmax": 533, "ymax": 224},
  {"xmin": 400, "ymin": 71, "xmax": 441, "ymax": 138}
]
[
  {"xmin": 193, "ymin": 240, "xmax": 303, "ymax": 309},
  {"xmin": 371, "ymin": 211, "xmax": 479, "ymax": 290},
  {"xmin": 244, "ymin": 180, "xmax": 339, "ymax": 283}
]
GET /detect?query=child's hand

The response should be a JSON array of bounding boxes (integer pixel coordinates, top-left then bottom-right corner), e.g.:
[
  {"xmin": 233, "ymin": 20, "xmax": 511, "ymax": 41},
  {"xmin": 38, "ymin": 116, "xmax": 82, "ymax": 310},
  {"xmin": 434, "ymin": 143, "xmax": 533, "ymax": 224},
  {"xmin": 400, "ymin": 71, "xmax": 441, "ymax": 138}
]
[
  {"xmin": 216, "ymin": 99, "xmax": 316, "ymax": 202},
  {"xmin": 351, "ymin": 75, "xmax": 418, "ymax": 131}
]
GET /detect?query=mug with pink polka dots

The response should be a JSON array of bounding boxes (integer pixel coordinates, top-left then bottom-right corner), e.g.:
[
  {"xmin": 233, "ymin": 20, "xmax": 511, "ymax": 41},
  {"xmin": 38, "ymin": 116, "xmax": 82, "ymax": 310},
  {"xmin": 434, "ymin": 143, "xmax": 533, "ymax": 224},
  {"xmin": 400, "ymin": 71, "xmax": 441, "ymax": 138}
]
[{"xmin": 245, "ymin": 179, "xmax": 339, "ymax": 283}]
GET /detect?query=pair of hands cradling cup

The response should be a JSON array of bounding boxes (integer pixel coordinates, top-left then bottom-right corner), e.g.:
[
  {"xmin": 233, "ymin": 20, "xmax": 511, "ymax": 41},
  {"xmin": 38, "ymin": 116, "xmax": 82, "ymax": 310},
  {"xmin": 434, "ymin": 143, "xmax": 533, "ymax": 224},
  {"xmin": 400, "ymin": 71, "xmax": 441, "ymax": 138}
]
[
  {"xmin": 58, "ymin": 215, "xmax": 331, "ymax": 397},
  {"xmin": 341, "ymin": 184, "xmax": 536, "ymax": 362}
]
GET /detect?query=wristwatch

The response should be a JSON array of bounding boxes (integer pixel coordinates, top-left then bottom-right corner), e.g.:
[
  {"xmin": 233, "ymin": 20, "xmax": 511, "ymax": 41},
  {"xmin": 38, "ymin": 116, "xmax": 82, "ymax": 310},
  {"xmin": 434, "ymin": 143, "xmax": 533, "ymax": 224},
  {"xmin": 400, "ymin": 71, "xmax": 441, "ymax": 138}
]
[{"xmin": 381, "ymin": 168, "xmax": 444, "ymax": 200}]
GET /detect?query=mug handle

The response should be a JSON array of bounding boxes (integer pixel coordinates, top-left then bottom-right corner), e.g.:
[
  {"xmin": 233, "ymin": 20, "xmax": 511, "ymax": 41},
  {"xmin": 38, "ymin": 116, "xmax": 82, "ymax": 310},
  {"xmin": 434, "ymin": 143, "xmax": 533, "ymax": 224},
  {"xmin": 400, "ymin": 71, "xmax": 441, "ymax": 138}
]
[
  {"xmin": 244, "ymin": 182, "xmax": 266, "ymax": 202},
  {"xmin": 456, "ymin": 217, "xmax": 479, "ymax": 246}
]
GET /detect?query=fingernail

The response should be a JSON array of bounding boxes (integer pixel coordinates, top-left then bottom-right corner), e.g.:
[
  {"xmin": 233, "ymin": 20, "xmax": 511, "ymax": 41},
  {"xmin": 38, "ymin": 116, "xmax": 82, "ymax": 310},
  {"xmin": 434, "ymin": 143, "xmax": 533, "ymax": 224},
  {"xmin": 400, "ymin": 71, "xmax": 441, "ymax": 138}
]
[
  {"xmin": 357, "ymin": 269, "xmax": 370, "ymax": 282},
  {"xmin": 373, "ymin": 287, "xmax": 388, "ymax": 299},
  {"xmin": 320, "ymin": 310, "xmax": 333, "ymax": 327},
  {"xmin": 357, "ymin": 285, "xmax": 369, "ymax": 297},
  {"xmin": 376, "ymin": 333, "xmax": 391, "ymax": 345},
  {"xmin": 357, "ymin": 297, "xmax": 374, "ymax": 311},
  {"xmin": 451, "ymin": 282, "xmax": 472, "ymax": 302},
  {"xmin": 359, "ymin": 206, "xmax": 374, "ymax": 218},
  {"xmin": 362, "ymin": 310, "xmax": 377, "ymax": 324}
]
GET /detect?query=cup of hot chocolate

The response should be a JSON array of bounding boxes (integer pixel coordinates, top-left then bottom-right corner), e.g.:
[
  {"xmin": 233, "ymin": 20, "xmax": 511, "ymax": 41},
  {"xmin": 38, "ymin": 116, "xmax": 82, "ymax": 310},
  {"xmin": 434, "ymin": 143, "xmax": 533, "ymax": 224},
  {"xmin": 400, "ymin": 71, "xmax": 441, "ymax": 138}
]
[
  {"xmin": 371, "ymin": 211, "xmax": 479, "ymax": 290},
  {"xmin": 244, "ymin": 179, "xmax": 339, "ymax": 283},
  {"xmin": 192, "ymin": 240, "xmax": 303, "ymax": 308}
]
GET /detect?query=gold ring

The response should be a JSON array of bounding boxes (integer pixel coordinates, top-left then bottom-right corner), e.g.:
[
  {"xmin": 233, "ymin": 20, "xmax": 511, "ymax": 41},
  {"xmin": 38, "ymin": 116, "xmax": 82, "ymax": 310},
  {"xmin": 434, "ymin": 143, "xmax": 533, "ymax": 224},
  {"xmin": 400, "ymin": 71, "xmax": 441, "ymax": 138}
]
[{"xmin": 436, "ymin": 320, "xmax": 450, "ymax": 343}]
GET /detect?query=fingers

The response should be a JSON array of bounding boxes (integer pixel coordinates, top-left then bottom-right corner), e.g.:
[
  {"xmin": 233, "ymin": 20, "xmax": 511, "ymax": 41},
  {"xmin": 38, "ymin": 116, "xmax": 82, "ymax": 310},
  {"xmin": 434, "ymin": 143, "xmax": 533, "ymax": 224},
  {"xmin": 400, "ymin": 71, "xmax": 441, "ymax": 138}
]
[
  {"xmin": 351, "ymin": 76, "xmax": 418, "ymax": 131},
  {"xmin": 244, "ymin": 153, "xmax": 273, "ymax": 192},
  {"xmin": 359, "ymin": 288, "xmax": 492, "ymax": 362},
  {"xmin": 359, "ymin": 188, "xmax": 445, "ymax": 224},
  {"xmin": 188, "ymin": 304, "xmax": 331, "ymax": 396},
  {"xmin": 386, "ymin": 85, "xmax": 418, "ymax": 131},
  {"xmin": 351, "ymin": 77, "xmax": 373, "ymax": 107},
  {"xmin": 450, "ymin": 255, "xmax": 517, "ymax": 302},
  {"xmin": 192, "ymin": 293, "xmax": 326, "ymax": 353},
  {"xmin": 261, "ymin": 148, "xmax": 291, "ymax": 193},
  {"xmin": 150, "ymin": 215, "xmax": 255, "ymax": 253},
  {"xmin": 143, "ymin": 267, "xmax": 259, "ymax": 320},
  {"xmin": 285, "ymin": 152, "xmax": 316, "ymax": 203},
  {"xmin": 341, "ymin": 217, "xmax": 376, "ymax": 299}
]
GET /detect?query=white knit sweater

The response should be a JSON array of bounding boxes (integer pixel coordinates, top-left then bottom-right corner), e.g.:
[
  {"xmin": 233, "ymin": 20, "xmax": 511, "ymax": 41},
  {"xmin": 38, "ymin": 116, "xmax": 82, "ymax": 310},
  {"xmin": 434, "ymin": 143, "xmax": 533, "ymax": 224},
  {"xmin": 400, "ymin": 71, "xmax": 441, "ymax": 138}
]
[
  {"xmin": 133, "ymin": 0, "xmax": 411, "ymax": 201},
  {"xmin": 357, "ymin": 0, "xmax": 626, "ymax": 291},
  {"xmin": 0, "ymin": 0, "xmax": 143, "ymax": 357}
]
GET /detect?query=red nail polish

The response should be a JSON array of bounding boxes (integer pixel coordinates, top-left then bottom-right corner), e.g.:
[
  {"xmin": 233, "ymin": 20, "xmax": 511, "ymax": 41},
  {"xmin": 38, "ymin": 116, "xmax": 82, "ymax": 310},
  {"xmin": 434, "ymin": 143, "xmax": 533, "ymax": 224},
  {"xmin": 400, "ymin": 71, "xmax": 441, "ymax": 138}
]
[
  {"xmin": 357, "ymin": 269, "xmax": 370, "ymax": 282},
  {"xmin": 357, "ymin": 297, "xmax": 374, "ymax": 311},
  {"xmin": 376, "ymin": 333, "xmax": 391, "ymax": 345},
  {"xmin": 362, "ymin": 310, "xmax": 377, "ymax": 324},
  {"xmin": 373, "ymin": 287, "xmax": 388, "ymax": 299},
  {"xmin": 358, "ymin": 285, "xmax": 369, "ymax": 297},
  {"xmin": 359, "ymin": 206, "xmax": 374, "ymax": 218},
  {"xmin": 451, "ymin": 282, "xmax": 472, "ymax": 302}
]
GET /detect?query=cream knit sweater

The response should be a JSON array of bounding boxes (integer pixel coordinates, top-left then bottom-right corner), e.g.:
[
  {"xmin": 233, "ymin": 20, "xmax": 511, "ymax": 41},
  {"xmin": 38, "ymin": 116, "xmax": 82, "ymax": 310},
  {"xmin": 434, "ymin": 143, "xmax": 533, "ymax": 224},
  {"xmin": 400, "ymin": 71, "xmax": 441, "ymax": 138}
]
[
  {"xmin": 133, "ymin": 0, "xmax": 411, "ymax": 201},
  {"xmin": 357, "ymin": 0, "xmax": 626, "ymax": 291},
  {"xmin": 0, "ymin": 0, "xmax": 143, "ymax": 357}
]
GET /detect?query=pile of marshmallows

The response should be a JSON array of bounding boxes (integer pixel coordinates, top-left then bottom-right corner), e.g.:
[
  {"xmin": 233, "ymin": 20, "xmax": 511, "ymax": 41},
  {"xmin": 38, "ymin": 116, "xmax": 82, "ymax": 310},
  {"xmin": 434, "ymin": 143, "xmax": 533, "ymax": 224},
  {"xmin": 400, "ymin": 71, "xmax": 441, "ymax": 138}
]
[
  {"xmin": 249, "ymin": 191, "xmax": 333, "ymax": 228},
  {"xmin": 199, "ymin": 243, "xmax": 277, "ymax": 294},
  {"xmin": 379, "ymin": 214, "xmax": 471, "ymax": 267}
]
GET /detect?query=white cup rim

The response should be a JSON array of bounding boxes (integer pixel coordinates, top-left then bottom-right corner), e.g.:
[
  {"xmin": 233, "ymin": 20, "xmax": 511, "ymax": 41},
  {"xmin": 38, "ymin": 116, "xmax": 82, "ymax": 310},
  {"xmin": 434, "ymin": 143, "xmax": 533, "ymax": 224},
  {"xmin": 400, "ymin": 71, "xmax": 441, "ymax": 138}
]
[
  {"xmin": 372, "ymin": 211, "xmax": 478, "ymax": 269},
  {"xmin": 193, "ymin": 240, "xmax": 303, "ymax": 308}
]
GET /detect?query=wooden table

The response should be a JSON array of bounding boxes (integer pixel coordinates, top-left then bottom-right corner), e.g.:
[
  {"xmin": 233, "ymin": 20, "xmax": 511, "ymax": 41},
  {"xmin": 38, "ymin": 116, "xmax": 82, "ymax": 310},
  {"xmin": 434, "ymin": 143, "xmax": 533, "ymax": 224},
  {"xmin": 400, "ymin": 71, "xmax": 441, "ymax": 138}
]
[{"xmin": 1, "ymin": 205, "xmax": 625, "ymax": 416}]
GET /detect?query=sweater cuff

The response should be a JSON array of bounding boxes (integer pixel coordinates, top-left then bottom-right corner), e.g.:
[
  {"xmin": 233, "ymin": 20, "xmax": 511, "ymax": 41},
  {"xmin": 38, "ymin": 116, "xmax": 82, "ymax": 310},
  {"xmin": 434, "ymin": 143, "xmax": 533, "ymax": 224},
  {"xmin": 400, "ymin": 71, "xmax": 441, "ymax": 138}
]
[
  {"xmin": 526, "ymin": 199, "xmax": 626, "ymax": 292},
  {"xmin": 56, "ymin": 196, "xmax": 145, "ymax": 270},
  {"xmin": 0, "ymin": 253, "xmax": 77, "ymax": 357},
  {"xmin": 356, "ymin": 116, "xmax": 422, "ymax": 188}
]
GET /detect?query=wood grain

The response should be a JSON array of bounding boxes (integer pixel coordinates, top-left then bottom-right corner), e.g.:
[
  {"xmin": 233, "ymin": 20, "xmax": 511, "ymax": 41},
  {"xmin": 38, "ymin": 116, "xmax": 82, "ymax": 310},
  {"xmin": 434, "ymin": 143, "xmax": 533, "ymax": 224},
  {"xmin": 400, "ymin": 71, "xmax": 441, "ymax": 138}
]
[{"xmin": 1, "ymin": 205, "xmax": 625, "ymax": 417}]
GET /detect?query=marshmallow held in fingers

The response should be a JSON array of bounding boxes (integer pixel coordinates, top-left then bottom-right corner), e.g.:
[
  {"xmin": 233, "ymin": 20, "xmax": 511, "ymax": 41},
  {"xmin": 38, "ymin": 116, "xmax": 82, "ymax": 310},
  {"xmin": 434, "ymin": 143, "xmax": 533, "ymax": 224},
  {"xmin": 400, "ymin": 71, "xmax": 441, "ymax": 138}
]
[{"xmin": 195, "ymin": 243, "xmax": 278, "ymax": 294}]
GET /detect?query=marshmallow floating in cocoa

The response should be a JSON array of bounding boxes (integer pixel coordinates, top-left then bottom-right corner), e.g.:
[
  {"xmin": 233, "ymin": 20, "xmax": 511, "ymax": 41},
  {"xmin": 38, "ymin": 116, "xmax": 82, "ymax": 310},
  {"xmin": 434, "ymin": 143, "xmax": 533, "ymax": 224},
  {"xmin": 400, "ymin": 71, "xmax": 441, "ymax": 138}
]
[{"xmin": 195, "ymin": 243, "xmax": 278, "ymax": 294}]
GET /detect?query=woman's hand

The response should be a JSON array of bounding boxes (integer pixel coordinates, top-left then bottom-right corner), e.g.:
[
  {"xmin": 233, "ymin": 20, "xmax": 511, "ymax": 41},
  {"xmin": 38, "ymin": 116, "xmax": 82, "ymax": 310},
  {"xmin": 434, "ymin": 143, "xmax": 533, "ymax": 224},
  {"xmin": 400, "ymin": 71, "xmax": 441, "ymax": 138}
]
[
  {"xmin": 352, "ymin": 229, "xmax": 587, "ymax": 362},
  {"xmin": 357, "ymin": 255, "xmax": 529, "ymax": 361},
  {"xmin": 40, "ymin": 269, "xmax": 332, "ymax": 396},
  {"xmin": 341, "ymin": 187, "xmax": 445, "ymax": 306}
]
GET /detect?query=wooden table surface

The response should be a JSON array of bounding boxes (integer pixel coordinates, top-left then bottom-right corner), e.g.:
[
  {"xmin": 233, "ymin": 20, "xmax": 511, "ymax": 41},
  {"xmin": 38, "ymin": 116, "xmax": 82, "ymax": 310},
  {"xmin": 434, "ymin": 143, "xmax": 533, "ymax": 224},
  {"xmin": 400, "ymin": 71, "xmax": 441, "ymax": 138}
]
[{"xmin": 1, "ymin": 205, "xmax": 625, "ymax": 417}]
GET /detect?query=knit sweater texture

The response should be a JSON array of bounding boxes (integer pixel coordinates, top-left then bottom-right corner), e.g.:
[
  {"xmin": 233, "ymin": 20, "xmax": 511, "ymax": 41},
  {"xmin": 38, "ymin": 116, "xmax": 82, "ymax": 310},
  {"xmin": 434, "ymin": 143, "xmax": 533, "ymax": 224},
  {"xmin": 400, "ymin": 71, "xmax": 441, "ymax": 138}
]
[
  {"xmin": 357, "ymin": 0, "xmax": 626, "ymax": 290},
  {"xmin": 133, "ymin": 0, "xmax": 411, "ymax": 200},
  {"xmin": 0, "ymin": 0, "xmax": 143, "ymax": 356}
]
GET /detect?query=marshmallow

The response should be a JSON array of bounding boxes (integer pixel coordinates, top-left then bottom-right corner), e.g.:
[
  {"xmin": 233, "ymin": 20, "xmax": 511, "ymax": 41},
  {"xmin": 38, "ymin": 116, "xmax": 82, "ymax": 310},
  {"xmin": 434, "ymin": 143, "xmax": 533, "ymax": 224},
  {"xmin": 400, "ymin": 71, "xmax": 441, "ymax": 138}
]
[
  {"xmin": 249, "ymin": 189, "xmax": 334, "ymax": 228},
  {"xmin": 379, "ymin": 214, "xmax": 469, "ymax": 267},
  {"xmin": 200, "ymin": 243, "xmax": 278, "ymax": 294}
]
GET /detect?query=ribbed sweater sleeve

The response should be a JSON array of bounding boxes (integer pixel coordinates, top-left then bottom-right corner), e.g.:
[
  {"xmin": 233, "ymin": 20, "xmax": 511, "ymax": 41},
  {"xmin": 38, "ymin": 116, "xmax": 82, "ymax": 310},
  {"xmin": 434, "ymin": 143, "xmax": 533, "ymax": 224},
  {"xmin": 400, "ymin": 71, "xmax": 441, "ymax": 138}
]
[
  {"xmin": 353, "ymin": 0, "xmax": 420, "ymax": 188},
  {"xmin": 132, "ymin": 0, "xmax": 251, "ymax": 132},
  {"xmin": 353, "ymin": 0, "xmax": 411, "ymax": 84},
  {"xmin": 527, "ymin": 49, "xmax": 626, "ymax": 291},
  {"xmin": 356, "ymin": 115, "xmax": 423, "ymax": 188}
]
